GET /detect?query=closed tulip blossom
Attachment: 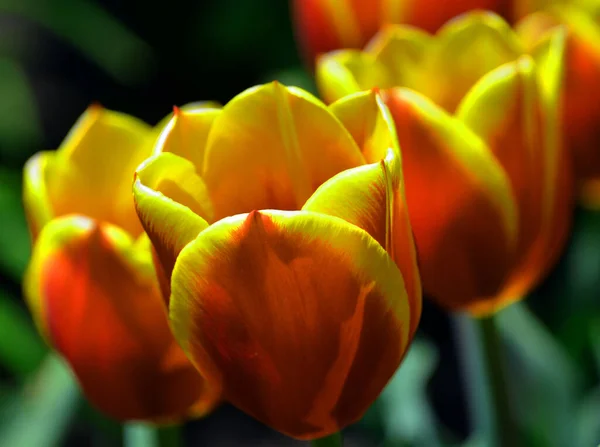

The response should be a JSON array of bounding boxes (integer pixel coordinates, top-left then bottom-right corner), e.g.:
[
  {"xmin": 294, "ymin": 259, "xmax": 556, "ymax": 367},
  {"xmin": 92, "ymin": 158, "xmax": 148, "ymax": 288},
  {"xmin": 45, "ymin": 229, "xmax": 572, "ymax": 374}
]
[
  {"xmin": 294, "ymin": 0, "xmax": 600, "ymax": 206},
  {"xmin": 317, "ymin": 13, "xmax": 573, "ymax": 314},
  {"xmin": 132, "ymin": 82, "xmax": 422, "ymax": 439},
  {"xmin": 22, "ymin": 105, "xmax": 219, "ymax": 421}
]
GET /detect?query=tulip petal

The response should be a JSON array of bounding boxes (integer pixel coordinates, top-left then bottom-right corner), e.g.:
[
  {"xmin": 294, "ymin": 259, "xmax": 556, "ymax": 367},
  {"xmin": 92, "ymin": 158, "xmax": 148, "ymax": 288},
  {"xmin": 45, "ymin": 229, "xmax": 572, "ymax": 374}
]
[
  {"xmin": 384, "ymin": 87, "xmax": 518, "ymax": 308},
  {"xmin": 456, "ymin": 56, "xmax": 545, "ymax": 313},
  {"xmin": 366, "ymin": 25, "xmax": 433, "ymax": 92},
  {"xmin": 133, "ymin": 152, "xmax": 211, "ymax": 302},
  {"xmin": 170, "ymin": 210, "xmax": 410, "ymax": 439},
  {"xmin": 329, "ymin": 90, "xmax": 399, "ymax": 163},
  {"xmin": 532, "ymin": 28, "xmax": 571, "ymax": 226},
  {"xmin": 24, "ymin": 216, "xmax": 218, "ymax": 421},
  {"xmin": 520, "ymin": 8, "xmax": 600, "ymax": 202},
  {"xmin": 387, "ymin": 1, "xmax": 510, "ymax": 32},
  {"xmin": 46, "ymin": 105, "xmax": 152, "ymax": 236},
  {"xmin": 201, "ymin": 82, "xmax": 365, "ymax": 219},
  {"xmin": 303, "ymin": 150, "xmax": 421, "ymax": 337},
  {"xmin": 429, "ymin": 12, "xmax": 524, "ymax": 112},
  {"xmin": 467, "ymin": 28, "xmax": 574, "ymax": 315},
  {"xmin": 458, "ymin": 57, "xmax": 544, "ymax": 267},
  {"xmin": 153, "ymin": 106, "xmax": 221, "ymax": 173},
  {"xmin": 153, "ymin": 101, "xmax": 221, "ymax": 134},
  {"xmin": 23, "ymin": 151, "xmax": 55, "ymax": 242},
  {"xmin": 316, "ymin": 50, "xmax": 394, "ymax": 104},
  {"xmin": 512, "ymin": 0, "xmax": 553, "ymax": 21},
  {"xmin": 529, "ymin": 29, "xmax": 573, "ymax": 249},
  {"xmin": 293, "ymin": 0, "xmax": 364, "ymax": 66}
]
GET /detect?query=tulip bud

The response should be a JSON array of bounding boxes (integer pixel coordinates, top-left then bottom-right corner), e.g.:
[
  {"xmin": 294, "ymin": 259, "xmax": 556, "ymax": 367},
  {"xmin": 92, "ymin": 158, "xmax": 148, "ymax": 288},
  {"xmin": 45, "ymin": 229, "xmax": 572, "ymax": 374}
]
[
  {"xmin": 133, "ymin": 83, "xmax": 422, "ymax": 438},
  {"xmin": 317, "ymin": 13, "xmax": 573, "ymax": 313},
  {"xmin": 22, "ymin": 105, "xmax": 219, "ymax": 421}
]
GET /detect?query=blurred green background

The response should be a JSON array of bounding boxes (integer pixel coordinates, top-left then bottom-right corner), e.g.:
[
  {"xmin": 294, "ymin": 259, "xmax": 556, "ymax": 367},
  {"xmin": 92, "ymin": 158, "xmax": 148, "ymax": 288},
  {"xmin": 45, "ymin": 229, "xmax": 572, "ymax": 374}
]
[{"xmin": 0, "ymin": 1, "xmax": 599, "ymax": 446}]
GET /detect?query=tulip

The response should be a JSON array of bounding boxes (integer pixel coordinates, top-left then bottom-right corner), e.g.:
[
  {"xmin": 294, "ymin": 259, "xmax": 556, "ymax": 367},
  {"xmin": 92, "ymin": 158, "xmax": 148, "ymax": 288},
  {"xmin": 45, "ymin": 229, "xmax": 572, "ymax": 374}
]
[
  {"xmin": 317, "ymin": 13, "xmax": 573, "ymax": 314},
  {"xmin": 22, "ymin": 105, "xmax": 219, "ymax": 421},
  {"xmin": 132, "ymin": 82, "xmax": 422, "ymax": 439},
  {"xmin": 292, "ymin": 0, "xmax": 510, "ymax": 65},
  {"xmin": 296, "ymin": 0, "xmax": 600, "ymax": 206},
  {"xmin": 516, "ymin": 4, "xmax": 600, "ymax": 206}
]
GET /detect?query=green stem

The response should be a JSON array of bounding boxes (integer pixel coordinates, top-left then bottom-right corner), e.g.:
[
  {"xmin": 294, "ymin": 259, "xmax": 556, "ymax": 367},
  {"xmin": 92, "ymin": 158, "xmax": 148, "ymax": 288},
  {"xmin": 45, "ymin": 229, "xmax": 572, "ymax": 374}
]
[
  {"xmin": 311, "ymin": 431, "xmax": 343, "ymax": 447},
  {"xmin": 157, "ymin": 425, "xmax": 183, "ymax": 447},
  {"xmin": 478, "ymin": 316, "xmax": 517, "ymax": 447},
  {"xmin": 454, "ymin": 314, "xmax": 518, "ymax": 447},
  {"xmin": 124, "ymin": 423, "xmax": 182, "ymax": 447},
  {"xmin": 454, "ymin": 314, "xmax": 492, "ymax": 441}
]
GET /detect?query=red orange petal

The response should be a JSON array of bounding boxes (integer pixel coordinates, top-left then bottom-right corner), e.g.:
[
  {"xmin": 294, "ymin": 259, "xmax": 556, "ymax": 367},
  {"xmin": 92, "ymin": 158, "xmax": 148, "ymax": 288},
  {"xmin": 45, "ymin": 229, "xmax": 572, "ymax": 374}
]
[
  {"xmin": 170, "ymin": 210, "xmax": 410, "ymax": 439},
  {"xmin": 24, "ymin": 216, "xmax": 218, "ymax": 421},
  {"xmin": 385, "ymin": 87, "xmax": 518, "ymax": 309}
]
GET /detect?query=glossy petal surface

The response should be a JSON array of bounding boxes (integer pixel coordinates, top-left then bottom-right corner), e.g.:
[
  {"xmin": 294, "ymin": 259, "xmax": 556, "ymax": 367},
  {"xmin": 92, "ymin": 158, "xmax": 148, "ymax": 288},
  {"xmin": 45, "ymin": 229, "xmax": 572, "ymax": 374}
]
[
  {"xmin": 385, "ymin": 88, "xmax": 518, "ymax": 308},
  {"xmin": 303, "ymin": 150, "xmax": 421, "ymax": 337},
  {"xmin": 170, "ymin": 210, "xmax": 409, "ymax": 439},
  {"xmin": 24, "ymin": 216, "xmax": 218, "ymax": 421},
  {"xmin": 133, "ymin": 153, "xmax": 212, "ymax": 302},
  {"xmin": 154, "ymin": 106, "xmax": 221, "ymax": 173},
  {"xmin": 329, "ymin": 90, "xmax": 399, "ymax": 163},
  {"xmin": 201, "ymin": 82, "xmax": 365, "ymax": 219}
]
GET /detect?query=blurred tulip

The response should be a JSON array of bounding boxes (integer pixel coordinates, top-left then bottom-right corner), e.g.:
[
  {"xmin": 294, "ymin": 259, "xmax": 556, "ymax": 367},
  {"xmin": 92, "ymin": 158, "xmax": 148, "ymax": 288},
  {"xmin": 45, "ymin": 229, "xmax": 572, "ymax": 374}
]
[
  {"xmin": 317, "ymin": 13, "xmax": 573, "ymax": 314},
  {"xmin": 292, "ymin": 0, "xmax": 510, "ymax": 65},
  {"xmin": 296, "ymin": 0, "xmax": 600, "ymax": 206},
  {"xmin": 133, "ymin": 82, "xmax": 422, "ymax": 439},
  {"xmin": 22, "ymin": 105, "xmax": 219, "ymax": 421},
  {"xmin": 516, "ymin": 4, "xmax": 600, "ymax": 207}
]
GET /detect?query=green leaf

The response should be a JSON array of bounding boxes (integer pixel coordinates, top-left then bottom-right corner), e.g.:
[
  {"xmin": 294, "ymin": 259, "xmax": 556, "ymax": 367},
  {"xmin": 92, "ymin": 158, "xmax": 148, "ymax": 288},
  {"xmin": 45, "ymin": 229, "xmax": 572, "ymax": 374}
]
[
  {"xmin": 496, "ymin": 302, "xmax": 582, "ymax": 447},
  {"xmin": 0, "ymin": 355, "xmax": 80, "ymax": 447},
  {"xmin": 590, "ymin": 318, "xmax": 600, "ymax": 376},
  {"xmin": 0, "ymin": 167, "xmax": 31, "ymax": 281},
  {"xmin": 0, "ymin": 58, "xmax": 42, "ymax": 155},
  {"xmin": 311, "ymin": 432, "xmax": 343, "ymax": 447},
  {"xmin": 124, "ymin": 424, "xmax": 183, "ymax": 447},
  {"xmin": 0, "ymin": 0, "xmax": 154, "ymax": 85},
  {"xmin": 575, "ymin": 386, "xmax": 600, "ymax": 447},
  {"xmin": 565, "ymin": 208, "xmax": 600, "ymax": 309},
  {"xmin": 124, "ymin": 424, "xmax": 160, "ymax": 447},
  {"xmin": 0, "ymin": 291, "xmax": 47, "ymax": 378},
  {"xmin": 377, "ymin": 337, "xmax": 442, "ymax": 447}
]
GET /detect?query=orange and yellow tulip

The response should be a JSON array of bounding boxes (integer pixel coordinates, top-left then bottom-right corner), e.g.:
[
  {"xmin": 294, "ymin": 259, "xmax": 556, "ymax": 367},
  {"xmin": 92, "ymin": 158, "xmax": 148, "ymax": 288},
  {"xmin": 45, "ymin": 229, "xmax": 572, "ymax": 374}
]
[
  {"xmin": 132, "ymin": 83, "xmax": 421, "ymax": 439},
  {"xmin": 292, "ymin": 0, "xmax": 510, "ymax": 64},
  {"xmin": 295, "ymin": 0, "xmax": 600, "ymax": 206},
  {"xmin": 317, "ymin": 13, "xmax": 573, "ymax": 314},
  {"xmin": 22, "ymin": 105, "xmax": 219, "ymax": 421}
]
